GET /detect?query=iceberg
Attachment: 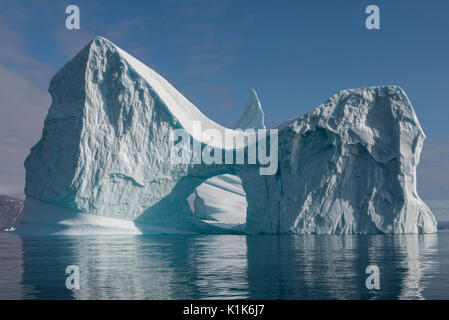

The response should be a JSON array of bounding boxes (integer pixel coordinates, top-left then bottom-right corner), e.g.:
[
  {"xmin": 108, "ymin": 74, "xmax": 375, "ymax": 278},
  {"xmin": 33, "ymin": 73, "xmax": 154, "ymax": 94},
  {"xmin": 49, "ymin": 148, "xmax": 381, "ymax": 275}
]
[
  {"xmin": 241, "ymin": 86, "xmax": 437, "ymax": 234},
  {"xmin": 19, "ymin": 37, "xmax": 247, "ymax": 234},
  {"xmin": 17, "ymin": 37, "xmax": 437, "ymax": 234}
]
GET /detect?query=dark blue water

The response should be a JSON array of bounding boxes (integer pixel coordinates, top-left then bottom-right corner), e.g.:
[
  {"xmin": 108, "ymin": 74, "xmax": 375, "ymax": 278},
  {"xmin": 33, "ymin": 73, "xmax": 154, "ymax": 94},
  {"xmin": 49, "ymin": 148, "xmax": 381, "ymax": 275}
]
[{"xmin": 1, "ymin": 231, "xmax": 449, "ymax": 299}]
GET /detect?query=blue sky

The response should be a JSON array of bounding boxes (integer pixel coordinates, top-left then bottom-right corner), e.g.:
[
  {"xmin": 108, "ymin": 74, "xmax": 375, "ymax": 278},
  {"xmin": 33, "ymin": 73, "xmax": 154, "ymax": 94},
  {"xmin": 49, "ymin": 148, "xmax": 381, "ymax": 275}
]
[{"xmin": 0, "ymin": 0, "xmax": 448, "ymax": 200}]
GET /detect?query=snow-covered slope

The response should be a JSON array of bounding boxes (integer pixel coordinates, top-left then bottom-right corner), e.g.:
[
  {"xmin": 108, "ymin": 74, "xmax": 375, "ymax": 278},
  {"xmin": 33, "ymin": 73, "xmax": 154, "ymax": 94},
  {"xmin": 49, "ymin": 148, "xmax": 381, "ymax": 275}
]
[{"xmin": 114, "ymin": 45, "xmax": 246, "ymax": 149}]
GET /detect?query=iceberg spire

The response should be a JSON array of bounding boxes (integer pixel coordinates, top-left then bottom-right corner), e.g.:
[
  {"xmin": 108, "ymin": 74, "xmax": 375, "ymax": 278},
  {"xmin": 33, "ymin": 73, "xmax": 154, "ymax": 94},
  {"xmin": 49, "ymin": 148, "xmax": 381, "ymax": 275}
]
[{"xmin": 234, "ymin": 89, "xmax": 266, "ymax": 130}]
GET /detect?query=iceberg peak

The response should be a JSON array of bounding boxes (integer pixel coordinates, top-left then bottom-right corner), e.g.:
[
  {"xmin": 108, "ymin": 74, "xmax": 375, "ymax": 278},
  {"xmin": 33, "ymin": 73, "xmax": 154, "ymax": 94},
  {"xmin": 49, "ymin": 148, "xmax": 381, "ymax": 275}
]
[{"xmin": 234, "ymin": 89, "xmax": 266, "ymax": 130}]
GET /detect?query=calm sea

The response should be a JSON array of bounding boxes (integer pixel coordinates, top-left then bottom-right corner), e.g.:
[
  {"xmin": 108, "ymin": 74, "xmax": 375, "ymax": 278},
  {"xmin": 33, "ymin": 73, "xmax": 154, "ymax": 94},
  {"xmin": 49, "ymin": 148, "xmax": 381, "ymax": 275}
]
[{"xmin": 1, "ymin": 230, "xmax": 449, "ymax": 299}]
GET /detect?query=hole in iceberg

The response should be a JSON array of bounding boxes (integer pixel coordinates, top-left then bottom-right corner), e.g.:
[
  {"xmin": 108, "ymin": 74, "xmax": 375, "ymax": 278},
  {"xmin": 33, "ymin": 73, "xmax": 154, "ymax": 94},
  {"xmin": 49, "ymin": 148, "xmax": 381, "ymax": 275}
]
[{"xmin": 187, "ymin": 174, "xmax": 247, "ymax": 229}]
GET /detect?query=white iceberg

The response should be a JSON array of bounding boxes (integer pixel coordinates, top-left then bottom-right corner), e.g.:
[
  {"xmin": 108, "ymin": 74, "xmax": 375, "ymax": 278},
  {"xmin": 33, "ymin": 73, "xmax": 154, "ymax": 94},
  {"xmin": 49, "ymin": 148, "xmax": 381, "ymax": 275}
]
[
  {"xmin": 17, "ymin": 37, "xmax": 436, "ymax": 235},
  {"xmin": 241, "ymin": 86, "xmax": 437, "ymax": 234}
]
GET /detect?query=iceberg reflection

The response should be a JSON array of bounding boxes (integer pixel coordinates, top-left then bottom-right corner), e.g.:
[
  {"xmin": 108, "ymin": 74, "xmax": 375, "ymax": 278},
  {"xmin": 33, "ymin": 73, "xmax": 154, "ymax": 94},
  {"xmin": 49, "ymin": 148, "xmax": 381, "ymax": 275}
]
[
  {"xmin": 245, "ymin": 234, "xmax": 439, "ymax": 299},
  {"xmin": 0, "ymin": 232, "xmax": 441, "ymax": 299}
]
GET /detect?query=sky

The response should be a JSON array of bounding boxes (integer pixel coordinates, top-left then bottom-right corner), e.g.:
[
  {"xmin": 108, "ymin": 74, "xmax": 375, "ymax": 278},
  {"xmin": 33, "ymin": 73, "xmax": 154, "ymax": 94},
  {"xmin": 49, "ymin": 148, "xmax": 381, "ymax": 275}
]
[{"xmin": 0, "ymin": 0, "xmax": 448, "ymax": 202}]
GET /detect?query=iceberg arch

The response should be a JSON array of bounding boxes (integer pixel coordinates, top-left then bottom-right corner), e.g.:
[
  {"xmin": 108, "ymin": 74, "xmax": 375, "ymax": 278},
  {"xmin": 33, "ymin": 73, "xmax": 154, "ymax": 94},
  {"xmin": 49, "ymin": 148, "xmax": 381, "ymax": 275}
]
[{"xmin": 17, "ymin": 37, "xmax": 437, "ymax": 235}]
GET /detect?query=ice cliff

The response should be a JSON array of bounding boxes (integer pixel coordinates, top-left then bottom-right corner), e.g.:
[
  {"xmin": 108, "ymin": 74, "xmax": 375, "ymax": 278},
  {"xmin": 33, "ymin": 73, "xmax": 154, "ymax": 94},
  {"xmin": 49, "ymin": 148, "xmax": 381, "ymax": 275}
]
[
  {"xmin": 17, "ymin": 37, "xmax": 436, "ymax": 234},
  {"xmin": 240, "ymin": 86, "xmax": 436, "ymax": 234}
]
